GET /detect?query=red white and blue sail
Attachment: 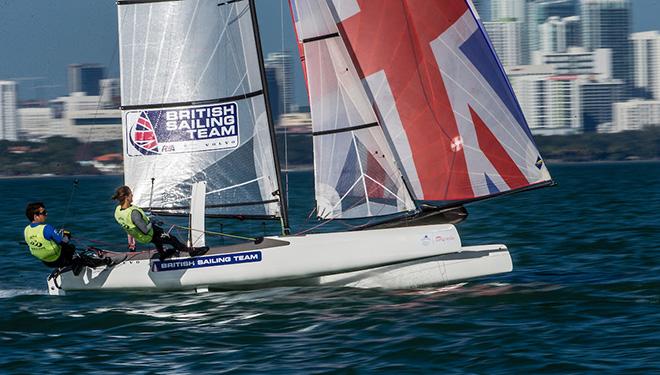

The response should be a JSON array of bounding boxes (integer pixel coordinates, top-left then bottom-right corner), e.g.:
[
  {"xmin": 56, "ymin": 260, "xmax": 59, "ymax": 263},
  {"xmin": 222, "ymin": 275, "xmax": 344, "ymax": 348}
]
[{"xmin": 291, "ymin": 0, "xmax": 551, "ymax": 205}]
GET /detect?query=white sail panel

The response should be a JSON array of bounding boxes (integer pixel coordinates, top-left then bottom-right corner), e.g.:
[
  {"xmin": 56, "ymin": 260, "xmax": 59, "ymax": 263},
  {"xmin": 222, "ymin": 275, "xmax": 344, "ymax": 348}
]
[
  {"xmin": 118, "ymin": 0, "xmax": 280, "ymax": 218},
  {"xmin": 120, "ymin": 0, "xmax": 262, "ymax": 106},
  {"xmin": 314, "ymin": 129, "xmax": 414, "ymax": 219},
  {"xmin": 290, "ymin": 0, "xmax": 415, "ymax": 219}
]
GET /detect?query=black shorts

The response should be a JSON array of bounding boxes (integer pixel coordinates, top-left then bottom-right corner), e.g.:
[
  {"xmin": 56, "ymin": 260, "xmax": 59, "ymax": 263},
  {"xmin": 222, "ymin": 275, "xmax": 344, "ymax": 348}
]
[{"xmin": 42, "ymin": 243, "xmax": 76, "ymax": 268}]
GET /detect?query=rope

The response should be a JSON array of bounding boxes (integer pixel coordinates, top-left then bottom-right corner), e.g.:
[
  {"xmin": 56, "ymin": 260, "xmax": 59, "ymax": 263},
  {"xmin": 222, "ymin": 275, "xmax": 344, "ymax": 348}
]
[
  {"xmin": 148, "ymin": 177, "xmax": 155, "ymax": 212},
  {"xmin": 60, "ymin": 178, "xmax": 80, "ymax": 229}
]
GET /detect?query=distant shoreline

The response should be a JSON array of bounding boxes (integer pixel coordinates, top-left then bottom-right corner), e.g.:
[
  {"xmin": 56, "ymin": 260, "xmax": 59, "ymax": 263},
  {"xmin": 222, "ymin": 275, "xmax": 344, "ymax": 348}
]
[
  {"xmin": 545, "ymin": 158, "xmax": 660, "ymax": 165},
  {"xmin": 1, "ymin": 159, "xmax": 658, "ymax": 180},
  {"xmin": 0, "ymin": 173, "xmax": 121, "ymax": 180}
]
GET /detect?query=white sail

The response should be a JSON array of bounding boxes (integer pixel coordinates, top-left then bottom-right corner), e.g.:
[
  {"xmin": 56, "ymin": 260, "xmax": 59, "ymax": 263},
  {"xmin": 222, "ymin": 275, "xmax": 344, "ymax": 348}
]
[
  {"xmin": 118, "ymin": 0, "xmax": 281, "ymax": 219},
  {"xmin": 290, "ymin": 0, "xmax": 415, "ymax": 219}
]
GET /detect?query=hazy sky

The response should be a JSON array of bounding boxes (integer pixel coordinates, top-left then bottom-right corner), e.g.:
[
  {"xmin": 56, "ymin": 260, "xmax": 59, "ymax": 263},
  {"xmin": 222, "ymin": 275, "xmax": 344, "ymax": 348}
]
[{"xmin": 1, "ymin": 0, "xmax": 659, "ymax": 104}]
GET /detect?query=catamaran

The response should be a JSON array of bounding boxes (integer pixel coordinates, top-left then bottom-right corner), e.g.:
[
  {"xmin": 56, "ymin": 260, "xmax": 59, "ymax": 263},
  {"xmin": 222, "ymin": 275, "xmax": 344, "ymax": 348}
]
[{"xmin": 48, "ymin": 0, "xmax": 552, "ymax": 295}]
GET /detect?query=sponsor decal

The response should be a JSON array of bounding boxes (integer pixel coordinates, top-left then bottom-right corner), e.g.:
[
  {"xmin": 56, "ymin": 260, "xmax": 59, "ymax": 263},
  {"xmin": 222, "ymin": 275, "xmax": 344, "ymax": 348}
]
[
  {"xmin": 421, "ymin": 235, "xmax": 432, "ymax": 246},
  {"xmin": 434, "ymin": 234, "xmax": 456, "ymax": 242},
  {"xmin": 535, "ymin": 156, "xmax": 544, "ymax": 170},
  {"xmin": 126, "ymin": 102, "xmax": 239, "ymax": 156},
  {"xmin": 153, "ymin": 250, "xmax": 262, "ymax": 272}
]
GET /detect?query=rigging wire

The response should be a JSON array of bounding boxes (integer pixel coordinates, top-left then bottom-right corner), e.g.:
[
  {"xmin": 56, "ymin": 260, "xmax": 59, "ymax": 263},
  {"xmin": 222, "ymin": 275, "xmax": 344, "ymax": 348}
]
[
  {"xmin": 60, "ymin": 4, "xmax": 123, "ymax": 229},
  {"xmin": 170, "ymin": 224, "xmax": 257, "ymax": 242},
  {"xmin": 60, "ymin": 178, "xmax": 80, "ymax": 229}
]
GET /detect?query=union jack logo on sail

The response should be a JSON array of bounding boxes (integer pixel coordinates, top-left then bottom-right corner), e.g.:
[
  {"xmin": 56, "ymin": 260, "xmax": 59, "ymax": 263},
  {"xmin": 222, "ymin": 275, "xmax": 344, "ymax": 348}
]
[{"xmin": 131, "ymin": 112, "xmax": 159, "ymax": 155}]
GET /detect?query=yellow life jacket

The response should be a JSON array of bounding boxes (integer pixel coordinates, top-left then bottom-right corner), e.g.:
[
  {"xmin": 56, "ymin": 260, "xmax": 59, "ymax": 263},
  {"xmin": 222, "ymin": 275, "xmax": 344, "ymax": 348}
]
[
  {"xmin": 114, "ymin": 205, "xmax": 154, "ymax": 244},
  {"xmin": 24, "ymin": 224, "xmax": 61, "ymax": 262}
]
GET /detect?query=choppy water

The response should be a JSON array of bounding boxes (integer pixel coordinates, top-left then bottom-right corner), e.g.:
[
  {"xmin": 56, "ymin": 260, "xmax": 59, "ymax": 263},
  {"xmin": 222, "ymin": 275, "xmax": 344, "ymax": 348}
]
[{"xmin": 1, "ymin": 162, "xmax": 659, "ymax": 373}]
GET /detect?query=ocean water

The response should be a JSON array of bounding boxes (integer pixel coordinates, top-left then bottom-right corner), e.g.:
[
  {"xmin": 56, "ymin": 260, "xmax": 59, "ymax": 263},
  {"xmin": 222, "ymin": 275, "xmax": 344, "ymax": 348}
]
[{"xmin": 1, "ymin": 162, "xmax": 658, "ymax": 373}]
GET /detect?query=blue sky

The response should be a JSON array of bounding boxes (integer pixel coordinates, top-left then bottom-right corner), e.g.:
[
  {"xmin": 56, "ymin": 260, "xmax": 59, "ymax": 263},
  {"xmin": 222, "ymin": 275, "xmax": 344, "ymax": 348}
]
[{"xmin": 0, "ymin": 0, "xmax": 659, "ymax": 104}]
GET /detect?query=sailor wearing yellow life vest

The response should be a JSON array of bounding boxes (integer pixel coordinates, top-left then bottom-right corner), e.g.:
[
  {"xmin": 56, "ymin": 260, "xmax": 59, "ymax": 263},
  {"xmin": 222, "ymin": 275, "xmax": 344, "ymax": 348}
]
[
  {"xmin": 24, "ymin": 202, "xmax": 76, "ymax": 268},
  {"xmin": 112, "ymin": 186, "xmax": 208, "ymax": 260}
]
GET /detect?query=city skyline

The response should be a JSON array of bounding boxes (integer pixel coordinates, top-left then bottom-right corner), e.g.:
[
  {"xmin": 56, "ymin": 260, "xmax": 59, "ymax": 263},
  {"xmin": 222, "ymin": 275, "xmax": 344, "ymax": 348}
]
[
  {"xmin": 2, "ymin": 0, "xmax": 660, "ymax": 140},
  {"xmin": 1, "ymin": 0, "xmax": 659, "ymax": 104},
  {"xmin": 0, "ymin": 0, "xmax": 302, "ymax": 103}
]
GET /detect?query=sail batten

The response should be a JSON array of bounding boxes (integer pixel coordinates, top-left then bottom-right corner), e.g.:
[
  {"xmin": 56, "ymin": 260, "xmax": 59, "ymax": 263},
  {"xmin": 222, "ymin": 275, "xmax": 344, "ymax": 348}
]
[{"xmin": 118, "ymin": 0, "xmax": 283, "ymax": 219}]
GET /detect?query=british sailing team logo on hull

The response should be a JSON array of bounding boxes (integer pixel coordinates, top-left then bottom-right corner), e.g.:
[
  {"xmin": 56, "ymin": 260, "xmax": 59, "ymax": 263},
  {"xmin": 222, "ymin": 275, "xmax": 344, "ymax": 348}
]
[{"xmin": 126, "ymin": 102, "xmax": 239, "ymax": 156}]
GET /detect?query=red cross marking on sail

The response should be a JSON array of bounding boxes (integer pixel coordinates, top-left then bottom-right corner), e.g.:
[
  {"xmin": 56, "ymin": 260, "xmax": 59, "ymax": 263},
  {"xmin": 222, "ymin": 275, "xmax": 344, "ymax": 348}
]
[{"xmin": 339, "ymin": 0, "xmax": 473, "ymax": 200}]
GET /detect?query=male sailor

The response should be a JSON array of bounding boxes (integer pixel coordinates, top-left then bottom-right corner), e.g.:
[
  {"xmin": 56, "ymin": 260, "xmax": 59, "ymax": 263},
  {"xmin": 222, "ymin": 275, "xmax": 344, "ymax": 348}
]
[
  {"xmin": 24, "ymin": 202, "xmax": 111, "ymax": 274},
  {"xmin": 112, "ymin": 185, "xmax": 208, "ymax": 260}
]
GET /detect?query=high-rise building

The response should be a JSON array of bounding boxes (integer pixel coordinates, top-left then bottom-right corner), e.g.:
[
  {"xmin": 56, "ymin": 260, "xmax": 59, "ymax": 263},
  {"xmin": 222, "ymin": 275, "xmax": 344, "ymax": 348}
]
[
  {"xmin": 0, "ymin": 81, "xmax": 19, "ymax": 141},
  {"xmin": 528, "ymin": 0, "xmax": 578, "ymax": 63},
  {"xmin": 490, "ymin": 0, "xmax": 528, "ymax": 62},
  {"xmin": 18, "ymin": 107, "xmax": 54, "ymax": 139},
  {"xmin": 613, "ymin": 99, "xmax": 660, "ymax": 132},
  {"xmin": 68, "ymin": 64, "xmax": 105, "ymax": 96},
  {"xmin": 511, "ymin": 71, "xmax": 623, "ymax": 134},
  {"xmin": 491, "ymin": 0, "xmax": 526, "ymax": 21},
  {"xmin": 581, "ymin": 0, "xmax": 632, "ymax": 96},
  {"xmin": 55, "ymin": 93, "xmax": 122, "ymax": 141},
  {"xmin": 265, "ymin": 64, "xmax": 282, "ymax": 125},
  {"xmin": 265, "ymin": 52, "xmax": 294, "ymax": 115},
  {"xmin": 579, "ymin": 78, "xmax": 624, "ymax": 132},
  {"xmin": 539, "ymin": 15, "xmax": 581, "ymax": 53},
  {"xmin": 470, "ymin": 0, "xmax": 490, "ymax": 21},
  {"xmin": 631, "ymin": 31, "xmax": 660, "ymax": 99},
  {"xmin": 563, "ymin": 16, "xmax": 582, "ymax": 49},
  {"xmin": 511, "ymin": 74, "xmax": 582, "ymax": 135},
  {"xmin": 532, "ymin": 47, "xmax": 611, "ymax": 79},
  {"xmin": 484, "ymin": 21, "xmax": 524, "ymax": 66},
  {"xmin": 99, "ymin": 79, "xmax": 121, "ymax": 109}
]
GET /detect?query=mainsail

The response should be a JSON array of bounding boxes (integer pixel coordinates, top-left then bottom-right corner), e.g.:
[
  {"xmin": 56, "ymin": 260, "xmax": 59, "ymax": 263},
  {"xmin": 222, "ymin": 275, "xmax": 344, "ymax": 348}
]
[
  {"xmin": 290, "ymin": 0, "xmax": 416, "ymax": 219},
  {"xmin": 293, "ymin": 0, "xmax": 552, "ymax": 206},
  {"xmin": 118, "ymin": 0, "xmax": 285, "ymax": 220}
]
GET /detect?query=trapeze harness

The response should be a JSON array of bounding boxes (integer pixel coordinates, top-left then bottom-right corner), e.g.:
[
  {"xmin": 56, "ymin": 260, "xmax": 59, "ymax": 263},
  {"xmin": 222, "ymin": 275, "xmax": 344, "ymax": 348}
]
[
  {"xmin": 24, "ymin": 224, "xmax": 61, "ymax": 262},
  {"xmin": 114, "ymin": 205, "xmax": 154, "ymax": 244}
]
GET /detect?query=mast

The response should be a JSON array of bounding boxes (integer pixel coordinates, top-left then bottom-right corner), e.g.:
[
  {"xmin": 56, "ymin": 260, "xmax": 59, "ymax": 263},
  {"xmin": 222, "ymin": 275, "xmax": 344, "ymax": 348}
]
[{"xmin": 248, "ymin": 0, "xmax": 290, "ymax": 234}]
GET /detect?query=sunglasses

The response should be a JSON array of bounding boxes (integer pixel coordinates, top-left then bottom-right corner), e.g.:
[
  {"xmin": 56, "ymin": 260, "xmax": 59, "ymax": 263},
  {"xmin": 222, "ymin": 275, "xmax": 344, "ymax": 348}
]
[{"xmin": 37, "ymin": 210, "xmax": 48, "ymax": 216}]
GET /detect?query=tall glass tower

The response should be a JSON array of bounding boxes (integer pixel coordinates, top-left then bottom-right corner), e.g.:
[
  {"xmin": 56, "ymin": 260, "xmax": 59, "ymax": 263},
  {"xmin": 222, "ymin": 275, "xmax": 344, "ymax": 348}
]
[
  {"xmin": 0, "ymin": 81, "xmax": 18, "ymax": 141},
  {"xmin": 264, "ymin": 52, "xmax": 294, "ymax": 115},
  {"xmin": 488, "ymin": 0, "xmax": 527, "ymax": 63},
  {"xmin": 631, "ymin": 31, "xmax": 660, "ymax": 99},
  {"xmin": 528, "ymin": 0, "xmax": 578, "ymax": 63},
  {"xmin": 470, "ymin": 0, "xmax": 491, "ymax": 21},
  {"xmin": 580, "ymin": 0, "xmax": 632, "ymax": 96},
  {"xmin": 68, "ymin": 64, "xmax": 105, "ymax": 96}
]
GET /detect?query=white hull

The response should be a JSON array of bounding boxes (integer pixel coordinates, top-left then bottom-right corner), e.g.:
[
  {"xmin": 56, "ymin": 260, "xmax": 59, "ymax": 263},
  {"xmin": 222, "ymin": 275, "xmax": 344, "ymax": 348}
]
[{"xmin": 47, "ymin": 224, "xmax": 512, "ymax": 295}]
